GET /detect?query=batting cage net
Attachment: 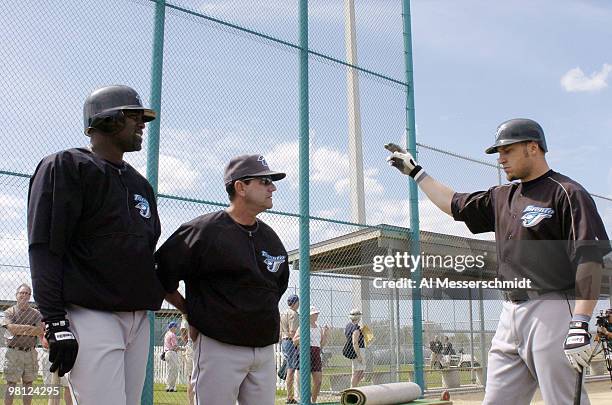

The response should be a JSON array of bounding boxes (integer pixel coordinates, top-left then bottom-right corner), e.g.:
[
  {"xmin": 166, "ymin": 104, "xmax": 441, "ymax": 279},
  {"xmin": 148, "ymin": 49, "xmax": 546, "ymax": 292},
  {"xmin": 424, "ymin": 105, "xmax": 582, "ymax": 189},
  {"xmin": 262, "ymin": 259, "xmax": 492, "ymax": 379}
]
[{"xmin": 1, "ymin": 1, "xmax": 611, "ymax": 404}]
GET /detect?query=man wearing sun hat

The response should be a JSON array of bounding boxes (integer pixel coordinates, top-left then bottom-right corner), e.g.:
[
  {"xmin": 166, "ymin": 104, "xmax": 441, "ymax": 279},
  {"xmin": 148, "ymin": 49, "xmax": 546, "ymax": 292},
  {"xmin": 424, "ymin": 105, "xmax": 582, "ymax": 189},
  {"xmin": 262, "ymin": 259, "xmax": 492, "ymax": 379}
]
[
  {"xmin": 155, "ymin": 154, "xmax": 290, "ymax": 405},
  {"xmin": 280, "ymin": 294, "xmax": 300, "ymax": 404}
]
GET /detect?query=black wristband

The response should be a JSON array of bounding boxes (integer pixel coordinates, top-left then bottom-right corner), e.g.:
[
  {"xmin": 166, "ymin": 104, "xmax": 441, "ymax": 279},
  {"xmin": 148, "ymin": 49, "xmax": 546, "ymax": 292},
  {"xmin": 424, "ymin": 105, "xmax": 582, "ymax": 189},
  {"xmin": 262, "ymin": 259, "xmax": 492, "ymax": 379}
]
[
  {"xmin": 46, "ymin": 319, "xmax": 70, "ymax": 330},
  {"xmin": 408, "ymin": 165, "xmax": 423, "ymax": 178},
  {"xmin": 569, "ymin": 321, "xmax": 589, "ymax": 330}
]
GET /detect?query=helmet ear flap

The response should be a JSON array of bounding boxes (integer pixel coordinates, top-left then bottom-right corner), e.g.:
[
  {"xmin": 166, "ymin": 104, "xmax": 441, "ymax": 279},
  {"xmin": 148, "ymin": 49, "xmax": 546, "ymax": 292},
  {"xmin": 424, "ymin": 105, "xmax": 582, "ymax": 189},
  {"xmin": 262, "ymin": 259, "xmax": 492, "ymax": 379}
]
[{"xmin": 88, "ymin": 111, "xmax": 125, "ymax": 135}]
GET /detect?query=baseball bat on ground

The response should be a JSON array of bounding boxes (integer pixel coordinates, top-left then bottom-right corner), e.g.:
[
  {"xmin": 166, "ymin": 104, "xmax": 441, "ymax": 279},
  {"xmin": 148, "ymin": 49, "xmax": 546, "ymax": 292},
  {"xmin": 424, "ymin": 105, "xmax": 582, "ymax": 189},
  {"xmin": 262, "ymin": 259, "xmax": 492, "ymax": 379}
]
[{"xmin": 48, "ymin": 371, "xmax": 60, "ymax": 405}]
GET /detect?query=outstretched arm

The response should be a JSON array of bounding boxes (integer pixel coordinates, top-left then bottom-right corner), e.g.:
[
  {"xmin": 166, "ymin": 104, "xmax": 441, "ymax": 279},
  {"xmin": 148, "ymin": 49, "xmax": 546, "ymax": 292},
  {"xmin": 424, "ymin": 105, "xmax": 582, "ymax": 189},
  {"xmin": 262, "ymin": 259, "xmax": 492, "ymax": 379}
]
[{"xmin": 385, "ymin": 143, "xmax": 455, "ymax": 216}]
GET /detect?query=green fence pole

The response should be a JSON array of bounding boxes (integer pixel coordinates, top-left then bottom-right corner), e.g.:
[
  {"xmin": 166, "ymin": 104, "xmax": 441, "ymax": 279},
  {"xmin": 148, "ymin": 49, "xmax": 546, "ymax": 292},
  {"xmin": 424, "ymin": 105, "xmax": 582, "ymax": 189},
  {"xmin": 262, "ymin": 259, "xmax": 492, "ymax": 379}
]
[
  {"xmin": 298, "ymin": 0, "xmax": 311, "ymax": 404},
  {"xmin": 143, "ymin": 1, "xmax": 166, "ymax": 404},
  {"xmin": 401, "ymin": 0, "xmax": 424, "ymax": 391}
]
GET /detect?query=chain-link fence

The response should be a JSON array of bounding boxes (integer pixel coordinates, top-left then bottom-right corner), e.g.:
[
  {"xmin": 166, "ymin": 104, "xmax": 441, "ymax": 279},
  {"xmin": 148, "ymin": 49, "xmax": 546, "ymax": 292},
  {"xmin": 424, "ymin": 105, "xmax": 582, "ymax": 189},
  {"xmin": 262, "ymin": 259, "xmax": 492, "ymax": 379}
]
[{"xmin": 1, "ymin": 1, "xmax": 611, "ymax": 404}]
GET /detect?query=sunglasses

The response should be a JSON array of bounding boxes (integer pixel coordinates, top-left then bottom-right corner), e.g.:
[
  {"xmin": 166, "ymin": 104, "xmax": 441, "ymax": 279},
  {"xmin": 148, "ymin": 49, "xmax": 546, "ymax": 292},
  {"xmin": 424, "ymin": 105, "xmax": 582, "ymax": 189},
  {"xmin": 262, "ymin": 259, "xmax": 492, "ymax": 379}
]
[{"xmin": 240, "ymin": 176, "xmax": 274, "ymax": 186}]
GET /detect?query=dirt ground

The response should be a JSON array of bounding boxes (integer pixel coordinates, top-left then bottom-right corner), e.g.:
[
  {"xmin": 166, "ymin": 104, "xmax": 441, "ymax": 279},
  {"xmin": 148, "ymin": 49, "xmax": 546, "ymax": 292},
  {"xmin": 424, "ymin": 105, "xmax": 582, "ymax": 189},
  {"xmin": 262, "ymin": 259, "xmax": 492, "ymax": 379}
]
[{"xmin": 442, "ymin": 380, "xmax": 611, "ymax": 405}]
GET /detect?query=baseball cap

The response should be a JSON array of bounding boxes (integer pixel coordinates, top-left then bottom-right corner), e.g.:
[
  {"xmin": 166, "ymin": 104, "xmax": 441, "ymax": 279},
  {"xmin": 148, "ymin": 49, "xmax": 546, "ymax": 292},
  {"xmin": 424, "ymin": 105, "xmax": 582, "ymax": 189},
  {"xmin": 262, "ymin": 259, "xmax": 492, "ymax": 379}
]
[
  {"xmin": 223, "ymin": 154, "xmax": 286, "ymax": 186},
  {"xmin": 167, "ymin": 321, "xmax": 179, "ymax": 329},
  {"xmin": 310, "ymin": 306, "xmax": 320, "ymax": 315},
  {"xmin": 287, "ymin": 294, "xmax": 299, "ymax": 306}
]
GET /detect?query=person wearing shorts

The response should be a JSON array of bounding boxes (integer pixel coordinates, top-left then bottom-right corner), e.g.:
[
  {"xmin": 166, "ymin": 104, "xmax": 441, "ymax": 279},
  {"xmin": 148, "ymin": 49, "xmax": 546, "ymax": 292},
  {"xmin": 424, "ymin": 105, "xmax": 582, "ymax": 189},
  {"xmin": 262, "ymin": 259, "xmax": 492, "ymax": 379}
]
[
  {"xmin": 280, "ymin": 294, "xmax": 300, "ymax": 403},
  {"xmin": 345, "ymin": 309, "xmax": 365, "ymax": 387},
  {"xmin": 293, "ymin": 306, "xmax": 329, "ymax": 404},
  {"xmin": 2, "ymin": 284, "xmax": 43, "ymax": 405}
]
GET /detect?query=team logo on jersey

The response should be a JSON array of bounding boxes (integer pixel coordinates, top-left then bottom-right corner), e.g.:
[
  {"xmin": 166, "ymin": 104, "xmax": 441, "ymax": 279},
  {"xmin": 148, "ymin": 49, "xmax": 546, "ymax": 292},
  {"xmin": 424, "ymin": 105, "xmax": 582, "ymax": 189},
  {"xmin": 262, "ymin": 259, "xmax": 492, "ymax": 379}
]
[
  {"xmin": 134, "ymin": 194, "xmax": 151, "ymax": 219},
  {"xmin": 261, "ymin": 250, "xmax": 286, "ymax": 273},
  {"xmin": 257, "ymin": 155, "xmax": 269, "ymax": 168},
  {"xmin": 521, "ymin": 205, "xmax": 554, "ymax": 228}
]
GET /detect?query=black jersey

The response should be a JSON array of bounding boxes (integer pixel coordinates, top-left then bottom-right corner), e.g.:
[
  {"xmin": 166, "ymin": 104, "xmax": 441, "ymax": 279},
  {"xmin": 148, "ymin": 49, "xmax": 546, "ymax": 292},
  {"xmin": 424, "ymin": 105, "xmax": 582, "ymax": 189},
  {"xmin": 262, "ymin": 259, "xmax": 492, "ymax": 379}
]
[
  {"xmin": 155, "ymin": 210, "xmax": 289, "ymax": 347},
  {"xmin": 27, "ymin": 148, "xmax": 165, "ymax": 320},
  {"xmin": 452, "ymin": 170, "xmax": 610, "ymax": 291}
]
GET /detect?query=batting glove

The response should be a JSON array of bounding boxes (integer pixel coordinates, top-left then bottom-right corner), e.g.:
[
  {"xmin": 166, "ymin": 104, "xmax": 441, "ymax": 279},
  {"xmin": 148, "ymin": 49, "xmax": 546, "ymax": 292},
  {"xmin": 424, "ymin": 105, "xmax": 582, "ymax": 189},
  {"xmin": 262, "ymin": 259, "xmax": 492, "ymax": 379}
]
[
  {"xmin": 45, "ymin": 319, "xmax": 79, "ymax": 377},
  {"xmin": 563, "ymin": 321, "xmax": 592, "ymax": 372},
  {"xmin": 384, "ymin": 143, "xmax": 426, "ymax": 182}
]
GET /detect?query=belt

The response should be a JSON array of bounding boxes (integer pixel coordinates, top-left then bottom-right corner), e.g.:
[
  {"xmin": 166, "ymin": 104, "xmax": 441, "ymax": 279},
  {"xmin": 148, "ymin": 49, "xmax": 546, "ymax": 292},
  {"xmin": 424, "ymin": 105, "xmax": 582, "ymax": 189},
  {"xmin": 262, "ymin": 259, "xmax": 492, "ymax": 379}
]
[
  {"xmin": 502, "ymin": 289, "xmax": 574, "ymax": 303},
  {"xmin": 8, "ymin": 347, "xmax": 34, "ymax": 352},
  {"xmin": 502, "ymin": 290, "xmax": 550, "ymax": 303},
  {"xmin": 282, "ymin": 337, "xmax": 293, "ymax": 340}
]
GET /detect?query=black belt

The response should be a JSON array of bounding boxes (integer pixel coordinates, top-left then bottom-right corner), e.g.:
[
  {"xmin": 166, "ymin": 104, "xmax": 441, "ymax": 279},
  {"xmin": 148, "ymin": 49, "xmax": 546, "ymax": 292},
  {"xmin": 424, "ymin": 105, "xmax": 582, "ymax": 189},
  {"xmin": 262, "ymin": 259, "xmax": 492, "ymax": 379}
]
[
  {"xmin": 8, "ymin": 347, "xmax": 34, "ymax": 352},
  {"xmin": 282, "ymin": 337, "xmax": 293, "ymax": 340},
  {"xmin": 502, "ymin": 290, "xmax": 564, "ymax": 303}
]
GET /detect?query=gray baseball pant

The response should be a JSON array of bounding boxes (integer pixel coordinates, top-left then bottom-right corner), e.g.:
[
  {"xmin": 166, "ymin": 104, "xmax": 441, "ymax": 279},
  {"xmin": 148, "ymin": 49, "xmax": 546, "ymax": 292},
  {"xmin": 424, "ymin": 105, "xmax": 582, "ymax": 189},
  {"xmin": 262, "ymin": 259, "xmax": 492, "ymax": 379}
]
[
  {"xmin": 192, "ymin": 333, "xmax": 275, "ymax": 405},
  {"xmin": 66, "ymin": 305, "xmax": 150, "ymax": 405},
  {"xmin": 483, "ymin": 294, "xmax": 590, "ymax": 405}
]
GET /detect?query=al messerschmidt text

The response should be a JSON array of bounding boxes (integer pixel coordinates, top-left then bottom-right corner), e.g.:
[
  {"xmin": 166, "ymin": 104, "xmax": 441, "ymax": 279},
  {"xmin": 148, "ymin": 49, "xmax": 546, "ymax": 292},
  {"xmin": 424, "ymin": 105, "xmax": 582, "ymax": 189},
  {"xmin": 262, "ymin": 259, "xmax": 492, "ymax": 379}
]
[{"xmin": 373, "ymin": 277, "xmax": 532, "ymax": 289}]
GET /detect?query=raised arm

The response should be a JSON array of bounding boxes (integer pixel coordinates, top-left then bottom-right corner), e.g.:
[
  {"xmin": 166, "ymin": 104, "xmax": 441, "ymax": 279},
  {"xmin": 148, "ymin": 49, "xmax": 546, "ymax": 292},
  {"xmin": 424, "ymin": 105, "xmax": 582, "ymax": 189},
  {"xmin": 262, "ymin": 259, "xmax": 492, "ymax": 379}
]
[{"xmin": 385, "ymin": 143, "xmax": 455, "ymax": 216}]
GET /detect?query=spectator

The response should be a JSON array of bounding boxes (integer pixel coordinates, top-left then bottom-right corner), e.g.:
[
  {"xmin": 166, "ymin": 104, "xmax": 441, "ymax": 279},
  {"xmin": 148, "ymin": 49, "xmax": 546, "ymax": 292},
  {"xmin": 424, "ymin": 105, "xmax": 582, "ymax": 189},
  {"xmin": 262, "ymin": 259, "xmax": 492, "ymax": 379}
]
[
  {"xmin": 180, "ymin": 315, "xmax": 195, "ymax": 405},
  {"xmin": 1, "ymin": 284, "xmax": 43, "ymax": 405},
  {"xmin": 345, "ymin": 308, "xmax": 365, "ymax": 387},
  {"xmin": 164, "ymin": 321, "xmax": 181, "ymax": 392},
  {"xmin": 429, "ymin": 336, "xmax": 443, "ymax": 369},
  {"xmin": 293, "ymin": 307, "xmax": 329, "ymax": 404},
  {"xmin": 279, "ymin": 294, "xmax": 300, "ymax": 404},
  {"xmin": 596, "ymin": 309, "xmax": 612, "ymax": 349},
  {"xmin": 442, "ymin": 336, "xmax": 455, "ymax": 355}
]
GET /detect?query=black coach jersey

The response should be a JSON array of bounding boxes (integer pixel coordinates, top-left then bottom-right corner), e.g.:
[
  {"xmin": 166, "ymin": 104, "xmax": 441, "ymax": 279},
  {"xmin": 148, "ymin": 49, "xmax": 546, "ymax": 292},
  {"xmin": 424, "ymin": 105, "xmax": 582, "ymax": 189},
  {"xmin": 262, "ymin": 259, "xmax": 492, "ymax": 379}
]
[
  {"xmin": 27, "ymin": 148, "xmax": 165, "ymax": 320},
  {"xmin": 452, "ymin": 170, "xmax": 611, "ymax": 291},
  {"xmin": 155, "ymin": 210, "xmax": 289, "ymax": 347}
]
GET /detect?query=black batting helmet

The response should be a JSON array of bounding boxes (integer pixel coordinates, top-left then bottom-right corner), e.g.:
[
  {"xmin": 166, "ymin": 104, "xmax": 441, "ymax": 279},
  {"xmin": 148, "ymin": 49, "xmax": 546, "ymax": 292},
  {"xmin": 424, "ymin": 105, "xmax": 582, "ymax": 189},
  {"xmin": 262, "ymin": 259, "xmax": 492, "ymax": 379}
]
[
  {"xmin": 83, "ymin": 85, "xmax": 156, "ymax": 135},
  {"xmin": 485, "ymin": 118, "xmax": 547, "ymax": 154}
]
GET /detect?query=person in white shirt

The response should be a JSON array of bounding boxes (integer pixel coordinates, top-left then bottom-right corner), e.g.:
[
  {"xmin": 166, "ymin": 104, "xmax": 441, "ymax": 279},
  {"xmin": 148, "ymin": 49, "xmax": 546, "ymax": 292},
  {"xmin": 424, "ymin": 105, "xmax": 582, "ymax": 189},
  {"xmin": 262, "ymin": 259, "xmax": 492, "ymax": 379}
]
[
  {"xmin": 293, "ymin": 306, "xmax": 329, "ymax": 404},
  {"xmin": 180, "ymin": 315, "xmax": 195, "ymax": 405}
]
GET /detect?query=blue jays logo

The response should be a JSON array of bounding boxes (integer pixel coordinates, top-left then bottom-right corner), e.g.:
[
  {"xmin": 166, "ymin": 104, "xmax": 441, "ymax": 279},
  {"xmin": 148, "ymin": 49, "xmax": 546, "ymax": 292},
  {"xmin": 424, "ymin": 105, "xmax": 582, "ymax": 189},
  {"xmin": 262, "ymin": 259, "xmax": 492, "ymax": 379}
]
[
  {"xmin": 261, "ymin": 250, "xmax": 286, "ymax": 273},
  {"xmin": 521, "ymin": 205, "xmax": 554, "ymax": 228},
  {"xmin": 257, "ymin": 155, "xmax": 269, "ymax": 168},
  {"xmin": 134, "ymin": 194, "xmax": 151, "ymax": 219}
]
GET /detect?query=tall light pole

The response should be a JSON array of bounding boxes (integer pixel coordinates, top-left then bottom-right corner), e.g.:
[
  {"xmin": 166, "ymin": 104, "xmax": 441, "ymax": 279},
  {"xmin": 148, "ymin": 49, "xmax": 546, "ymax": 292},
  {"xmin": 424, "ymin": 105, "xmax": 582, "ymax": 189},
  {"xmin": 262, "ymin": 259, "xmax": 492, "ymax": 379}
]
[{"xmin": 344, "ymin": 0, "xmax": 366, "ymax": 225}]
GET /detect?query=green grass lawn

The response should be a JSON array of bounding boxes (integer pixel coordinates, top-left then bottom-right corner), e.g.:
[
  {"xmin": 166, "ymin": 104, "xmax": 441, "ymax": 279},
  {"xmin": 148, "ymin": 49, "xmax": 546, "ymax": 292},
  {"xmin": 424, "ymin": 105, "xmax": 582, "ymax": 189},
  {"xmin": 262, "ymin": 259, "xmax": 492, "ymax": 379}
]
[{"xmin": 1, "ymin": 364, "xmax": 479, "ymax": 404}]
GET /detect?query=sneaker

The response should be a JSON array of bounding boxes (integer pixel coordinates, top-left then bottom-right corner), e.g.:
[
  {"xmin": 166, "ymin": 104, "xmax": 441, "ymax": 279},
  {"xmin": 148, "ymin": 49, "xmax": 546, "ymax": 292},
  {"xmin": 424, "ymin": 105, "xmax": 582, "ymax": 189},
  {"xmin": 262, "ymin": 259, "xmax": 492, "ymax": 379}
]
[{"xmin": 286, "ymin": 399, "xmax": 298, "ymax": 404}]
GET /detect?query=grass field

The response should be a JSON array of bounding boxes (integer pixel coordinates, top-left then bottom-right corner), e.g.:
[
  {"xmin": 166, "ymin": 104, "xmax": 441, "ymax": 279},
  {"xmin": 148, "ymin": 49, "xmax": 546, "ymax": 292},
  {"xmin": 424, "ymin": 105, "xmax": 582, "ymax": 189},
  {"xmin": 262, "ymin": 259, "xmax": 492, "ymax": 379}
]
[{"xmin": 2, "ymin": 378, "xmax": 609, "ymax": 404}]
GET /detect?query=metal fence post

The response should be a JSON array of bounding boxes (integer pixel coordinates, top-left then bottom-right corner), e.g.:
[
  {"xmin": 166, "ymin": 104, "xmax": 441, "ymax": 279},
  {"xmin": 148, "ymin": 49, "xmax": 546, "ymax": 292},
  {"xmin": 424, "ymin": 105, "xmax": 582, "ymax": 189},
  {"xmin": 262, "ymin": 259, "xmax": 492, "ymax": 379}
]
[
  {"xmin": 143, "ymin": 1, "xmax": 166, "ymax": 404},
  {"xmin": 298, "ymin": 0, "xmax": 311, "ymax": 403},
  {"xmin": 401, "ymin": 0, "xmax": 424, "ymax": 391}
]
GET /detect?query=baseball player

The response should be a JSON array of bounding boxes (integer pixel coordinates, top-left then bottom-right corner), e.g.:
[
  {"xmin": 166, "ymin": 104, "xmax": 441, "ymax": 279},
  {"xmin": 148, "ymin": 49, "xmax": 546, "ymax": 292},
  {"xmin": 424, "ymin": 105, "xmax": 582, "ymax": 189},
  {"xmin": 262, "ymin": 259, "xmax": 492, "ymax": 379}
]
[
  {"xmin": 27, "ymin": 85, "xmax": 166, "ymax": 405},
  {"xmin": 385, "ymin": 118, "xmax": 611, "ymax": 405},
  {"xmin": 155, "ymin": 154, "xmax": 290, "ymax": 405}
]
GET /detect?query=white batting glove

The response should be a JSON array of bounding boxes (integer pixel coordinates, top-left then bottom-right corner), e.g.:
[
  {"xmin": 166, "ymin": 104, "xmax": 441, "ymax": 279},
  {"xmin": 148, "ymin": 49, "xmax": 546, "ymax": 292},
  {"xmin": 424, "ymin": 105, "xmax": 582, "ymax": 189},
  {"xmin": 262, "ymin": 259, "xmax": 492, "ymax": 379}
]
[
  {"xmin": 563, "ymin": 321, "xmax": 592, "ymax": 372},
  {"xmin": 384, "ymin": 143, "xmax": 426, "ymax": 182}
]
